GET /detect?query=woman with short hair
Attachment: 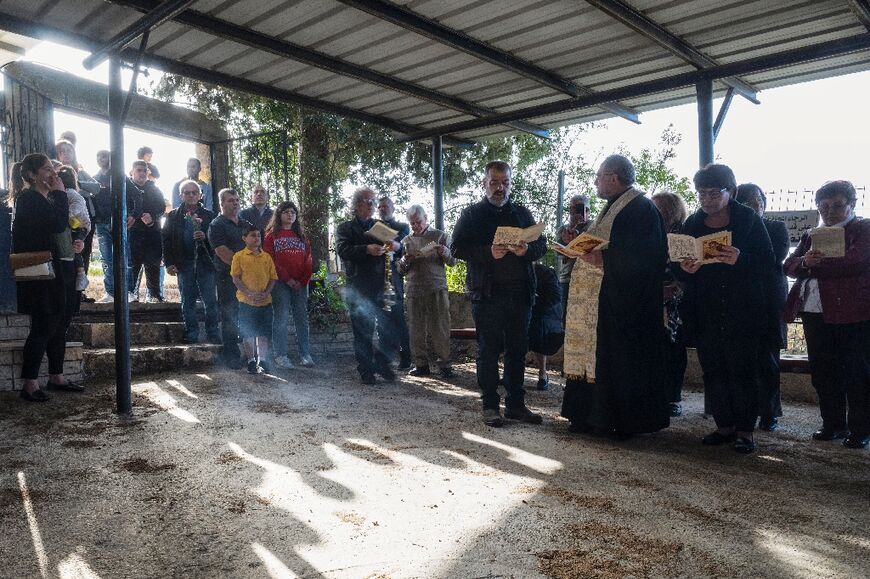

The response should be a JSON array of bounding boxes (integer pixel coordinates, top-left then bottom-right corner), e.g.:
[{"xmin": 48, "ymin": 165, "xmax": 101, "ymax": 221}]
[{"xmin": 783, "ymin": 180, "xmax": 870, "ymax": 449}]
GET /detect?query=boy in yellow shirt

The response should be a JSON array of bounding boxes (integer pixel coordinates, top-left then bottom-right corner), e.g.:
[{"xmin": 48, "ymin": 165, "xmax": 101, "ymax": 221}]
[{"xmin": 231, "ymin": 224, "xmax": 278, "ymax": 374}]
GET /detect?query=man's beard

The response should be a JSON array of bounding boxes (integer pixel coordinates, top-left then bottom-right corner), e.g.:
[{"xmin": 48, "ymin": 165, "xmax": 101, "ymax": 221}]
[{"xmin": 487, "ymin": 194, "xmax": 508, "ymax": 207}]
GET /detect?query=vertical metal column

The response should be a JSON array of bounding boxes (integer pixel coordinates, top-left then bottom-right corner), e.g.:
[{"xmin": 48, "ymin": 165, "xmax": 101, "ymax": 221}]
[
  {"xmin": 282, "ymin": 132, "xmax": 289, "ymax": 202},
  {"xmin": 109, "ymin": 57, "xmax": 132, "ymax": 415},
  {"xmin": 208, "ymin": 142, "xmax": 218, "ymax": 208},
  {"xmin": 432, "ymin": 135, "xmax": 444, "ymax": 230},
  {"xmin": 556, "ymin": 169, "xmax": 565, "ymax": 229},
  {"xmin": 696, "ymin": 78, "xmax": 714, "ymax": 167}
]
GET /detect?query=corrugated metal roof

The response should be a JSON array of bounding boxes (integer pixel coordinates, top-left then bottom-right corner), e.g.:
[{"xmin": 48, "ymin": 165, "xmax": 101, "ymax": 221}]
[{"xmin": 1, "ymin": 0, "xmax": 868, "ymax": 143}]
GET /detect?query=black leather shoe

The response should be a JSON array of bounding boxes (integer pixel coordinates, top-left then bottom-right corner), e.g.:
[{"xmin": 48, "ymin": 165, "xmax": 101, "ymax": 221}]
[
  {"xmin": 669, "ymin": 402, "xmax": 683, "ymax": 417},
  {"xmin": 409, "ymin": 366, "xmax": 431, "ymax": 377},
  {"xmin": 843, "ymin": 435, "xmax": 869, "ymax": 449},
  {"xmin": 733, "ymin": 437, "xmax": 756, "ymax": 454},
  {"xmin": 759, "ymin": 416, "xmax": 779, "ymax": 431},
  {"xmin": 20, "ymin": 388, "xmax": 49, "ymax": 402},
  {"xmin": 504, "ymin": 406, "xmax": 543, "ymax": 425},
  {"xmin": 46, "ymin": 381, "xmax": 85, "ymax": 392},
  {"xmin": 702, "ymin": 430, "xmax": 737, "ymax": 446},
  {"xmin": 812, "ymin": 428, "xmax": 849, "ymax": 441}
]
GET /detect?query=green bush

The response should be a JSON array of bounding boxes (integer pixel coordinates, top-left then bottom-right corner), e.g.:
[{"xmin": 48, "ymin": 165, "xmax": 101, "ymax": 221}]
[
  {"xmin": 446, "ymin": 261, "xmax": 467, "ymax": 293},
  {"xmin": 308, "ymin": 263, "xmax": 347, "ymax": 329}
]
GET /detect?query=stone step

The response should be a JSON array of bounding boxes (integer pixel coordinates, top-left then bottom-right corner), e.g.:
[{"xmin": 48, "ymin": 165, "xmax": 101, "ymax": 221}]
[
  {"xmin": 0, "ymin": 340, "xmax": 84, "ymax": 391},
  {"xmin": 69, "ymin": 321, "xmax": 191, "ymax": 347},
  {"xmin": 76, "ymin": 301, "xmax": 190, "ymax": 323},
  {"xmin": 83, "ymin": 344, "xmax": 221, "ymax": 379}
]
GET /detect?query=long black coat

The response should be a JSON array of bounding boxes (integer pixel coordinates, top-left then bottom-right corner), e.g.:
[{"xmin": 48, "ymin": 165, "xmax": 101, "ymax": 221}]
[
  {"xmin": 12, "ymin": 189, "xmax": 70, "ymax": 316},
  {"xmin": 763, "ymin": 218, "xmax": 789, "ymax": 347}
]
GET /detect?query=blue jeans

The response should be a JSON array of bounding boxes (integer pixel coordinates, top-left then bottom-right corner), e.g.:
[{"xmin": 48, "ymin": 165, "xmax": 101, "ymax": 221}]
[
  {"xmin": 177, "ymin": 257, "xmax": 219, "ymax": 341},
  {"xmin": 271, "ymin": 282, "xmax": 310, "ymax": 359},
  {"xmin": 472, "ymin": 290, "xmax": 532, "ymax": 410},
  {"xmin": 96, "ymin": 222, "xmax": 113, "ymax": 295}
]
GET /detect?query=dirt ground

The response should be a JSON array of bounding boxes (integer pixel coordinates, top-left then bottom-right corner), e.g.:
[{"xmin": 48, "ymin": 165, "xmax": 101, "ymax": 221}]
[{"xmin": 1, "ymin": 361, "xmax": 868, "ymax": 578}]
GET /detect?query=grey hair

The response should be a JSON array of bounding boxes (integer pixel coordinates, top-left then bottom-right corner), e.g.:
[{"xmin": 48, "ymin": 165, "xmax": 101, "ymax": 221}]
[
  {"xmin": 406, "ymin": 204, "xmax": 427, "ymax": 221},
  {"xmin": 601, "ymin": 154, "xmax": 636, "ymax": 186},
  {"xmin": 178, "ymin": 179, "xmax": 201, "ymax": 194},
  {"xmin": 351, "ymin": 186, "xmax": 376, "ymax": 208}
]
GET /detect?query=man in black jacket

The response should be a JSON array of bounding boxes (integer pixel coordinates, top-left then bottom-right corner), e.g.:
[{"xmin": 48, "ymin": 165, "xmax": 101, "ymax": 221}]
[
  {"xmin": 378, "ymin": 196, "xmax": 412, "ymax": 370},
  {"xmin": 336, "ymin": 186, "xmax": 400, "ymax": 384},
  {"xmin": 126, "ymin": 160, "xmax": 166, "ymax": 302},
  {"xmin": 162, "ymin": 180, "xmax": 219, "ymax": 344},
  {"xmin": 451, "ymin": 160, "xmax": 547, "ymax": 427}
]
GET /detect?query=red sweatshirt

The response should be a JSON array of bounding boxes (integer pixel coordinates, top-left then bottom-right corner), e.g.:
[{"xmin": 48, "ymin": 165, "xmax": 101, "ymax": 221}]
[{"xmin": 263, "ymin": 229, "xmax": 313, "ymax": 286}]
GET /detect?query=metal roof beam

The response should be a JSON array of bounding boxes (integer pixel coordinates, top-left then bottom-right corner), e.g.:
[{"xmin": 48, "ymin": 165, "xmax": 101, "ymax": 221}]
[
  {"xmin": 712, "ymin": 87, "xmax": 735, "ymax": 143},
  {"xmin": 849, "ymin": 0, "xmax": 870, "ymax": 30},
  {"xmin": 107, "ymin": 0, "xmax": 550, "ymax": 139},
  {"xmin": 398, "ymin": 33, "xmax": 870, "ymax": 141},
  {"xmin": 583, "ymin": 0, "xmax": 760, "ymax": 104},
  {"xmin": 0, "ymin": 11, "xmax": 473, "ymax": 148},
  {"xmin": 82, "ymin": 0, "xmax": 195, "ymax": 70},
  {"xmin": 334, "ymin": 0, "xmax": 640, "ymax": 124}
]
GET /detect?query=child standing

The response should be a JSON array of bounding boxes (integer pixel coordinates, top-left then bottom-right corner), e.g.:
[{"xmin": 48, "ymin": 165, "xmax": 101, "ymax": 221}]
[{"xmin": 231, "ymin": 224, "xmax": 278, "ymax": 374}]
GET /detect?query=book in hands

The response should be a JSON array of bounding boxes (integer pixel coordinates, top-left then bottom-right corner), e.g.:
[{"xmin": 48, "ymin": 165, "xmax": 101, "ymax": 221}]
[
  {"xmin": 405, "ymin": 238, "xmax": 439, "ymax": 257},
  {"xmin": 549, "ymin": 232, "xmax": 609, "ymax": 257},
  {"xmin": 366, "ymin": 221, "xmax": 399, "ymax": 244},
  {"xmin": 492, "ymin": 222, "xmax": 545, "ymax": 246},
  {"xmin": 809, "ymin": 226, "xmax": 845, "ymax": 258},
  {"xmin": 667, "ymin": 231, "xmax": 733, "ymax": 264}
]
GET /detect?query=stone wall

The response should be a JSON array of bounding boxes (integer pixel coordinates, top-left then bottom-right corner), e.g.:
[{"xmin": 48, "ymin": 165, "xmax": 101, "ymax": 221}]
[{"xmin": 0, "ymin": 314, "xmax": 83, "ymax": 391}]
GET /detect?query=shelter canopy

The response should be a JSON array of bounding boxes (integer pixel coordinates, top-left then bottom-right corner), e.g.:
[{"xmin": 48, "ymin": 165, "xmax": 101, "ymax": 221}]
[{"xmin": 1, "ymin": 0, "xmax": 870, "ymax": 143}]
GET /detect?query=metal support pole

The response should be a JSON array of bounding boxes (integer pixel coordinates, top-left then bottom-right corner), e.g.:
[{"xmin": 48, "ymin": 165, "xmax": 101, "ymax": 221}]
[
  {"xmin": 282, "ymin": 132, "xmax": 289, "ymax": 202},
  {"xmin": 696, "ymin": 78, "xmax": 714, "ymax": 167},
  {"xmin": 432, "ymin": 135, "xmax": 444, "ymax": 230},
  {"xmin": 556, "ymin": 169, "xmax": 565, "ymax": 230},
  {"xmin": 712, "ymin": 86, "xmax": 735, "ymax": 144},
  {"xmin": 109, "ymin": 57, "xmax": 132, "ymax": 415},
  {"xmin": 208, "ymin": 142, "xmax": 218, "ymax": 209}
]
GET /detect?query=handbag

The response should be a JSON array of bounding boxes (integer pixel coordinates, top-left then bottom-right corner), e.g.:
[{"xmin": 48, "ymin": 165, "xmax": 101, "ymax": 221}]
[{"xmin": 9, "ymin": 251, "xmax": 55, "ymax": 281}]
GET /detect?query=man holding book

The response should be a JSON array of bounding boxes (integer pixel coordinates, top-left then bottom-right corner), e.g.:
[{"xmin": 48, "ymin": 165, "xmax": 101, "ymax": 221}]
[
  {"xmin": 556, "ymin": 195, "xmax": 590, "ymax": 314},
  {"xmin": 561, "ymin": 154, "xmax": 670, "ymax": 439},
  {"xmin": 451, "ymin": 160, "xmax": 547, "ymax": 427}
]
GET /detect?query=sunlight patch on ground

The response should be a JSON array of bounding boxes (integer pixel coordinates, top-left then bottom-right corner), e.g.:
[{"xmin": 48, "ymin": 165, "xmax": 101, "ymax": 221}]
[
  {"xmin": 18, "ymin": 472, "xmax": 48, "ymax": 578},
  {"xmin": 195, "ymin": 374, "xmax": 212, "ymax": 381},
  {"xmin": 58, "ymin": 552, "xmax": 103, "ymax": 579},
  {"xmin": 251, "ymin": 543, "xmax": 298, "ymax": 579},
  {"xmin": 132, "ymin": 382, "xmax": 200, "ymax": 423},
  {"xmin": 164, "ymin": 379, "xmax": 198, "ymax": 399},
  {"xmin": 412, "ymin": 379, "xmax": 479, "ymax": 398},
  {"xmin": 756, "ymin": 528, "xmax": 853, "ymax": 578},
  {"xmin": 462, "ymin": 432, "xmax": 563, "ymax": 475},
  {"xmin": 757, "ymin": 455, "xmax": 785, "ymax": 463},
  {"xmin": 228, "ymin": 438, "xmax": 548, "ymax": 577}
]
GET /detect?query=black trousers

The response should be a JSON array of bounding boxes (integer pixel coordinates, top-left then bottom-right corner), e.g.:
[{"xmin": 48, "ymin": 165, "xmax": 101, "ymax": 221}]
[
  {"xmin": 216, "ymin": 272, "xmax": 241, "ymax": 362},
  {"xmin": 697, "ymin": 332, "xmax": 760, "ymax": 433},
  {"xmin": 802, "ymin": 313, "xmax": 870, "ymax": 437},
  {"xmin": 757, "ymin": 332, "xmax": 783, "ymax": 420},
  {"xmin": 345, "ymin": 284, "xmax": 397, "ymax": 377},
  {"xmin": 664, "ymin": 335, "xmax": 687, "ymax": 404},
  {"xmin": 129, "ymin": 230, "xmax": 162, "ymax": 298},
  {"xmin": 21, "ymin": 261, "xmax": 77, "ymax": 380}
]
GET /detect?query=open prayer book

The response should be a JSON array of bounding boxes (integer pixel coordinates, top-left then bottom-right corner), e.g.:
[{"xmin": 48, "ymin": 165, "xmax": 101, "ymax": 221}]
[
  {"xmin": 549, "ymin": 231, "xmax": 609, "ymax": 258},
  {"xmin": 667, "ymin": 231, "xmax": 732, "ymax": 264},
  {"xmin": 366, "ymin": 221, "xmax": 399, "ymax": 244},
  {"xmin": 409, "ymin": 240, "xmax": 439, "ymax": 257},
  {"xmin": 492, "ymin": 222, "xmax": 545, "ymax": 246},
  {"xmin": 809, "ymin": 226, "xmax": 846, "ymax": 257}
]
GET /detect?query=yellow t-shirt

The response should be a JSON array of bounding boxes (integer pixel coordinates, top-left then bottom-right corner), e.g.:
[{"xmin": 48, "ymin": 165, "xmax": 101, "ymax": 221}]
[{"xmin": 230, "ymin": 248, "xmax": 278, "ymax": 305}]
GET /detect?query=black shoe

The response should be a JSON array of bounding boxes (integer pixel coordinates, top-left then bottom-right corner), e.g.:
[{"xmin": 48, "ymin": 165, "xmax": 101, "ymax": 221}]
[
  {"xmin": 812, "ymin": 428, "xmax": 849, "ymax": 441},
  {"xmin": 361, "ymin": 373, "xmax": 377, "ymax": 385},
  {"xmin": 536, "ymin": 377, "xmax": 549, "ymax": 391},
  {"xmin": 20, "ymin": 388, "xmax": 49, "ymax": 402},
  {"xmin": 843, "ymin": 435, "xmax": 869, "ymax": 449},
  {"xmin": 45, "ymin": 380, "xmax": 85, "ymax": 392},
  {"xmin": 733, "ymin": 437, "xmax": 756, "ymax": 454},
  {"xmin": 482, "ymin": 408, "xmax": 504, "ymax": 427},
  {"xmin": 504, "ymin": 406, "xmax": 543, "ymax": 425},
  {"xmin": 258, "ymin": 361, "xmax": 271, "ymax": 375},
  {"xmin": 439, "ymin": 367, "xmax": 455, "ymax": 379},
  {"xmin": 669, "ymin": 402, "xmax": 683, "ymax": 417},
  {"xmin": 398, "ymin": 354, "xmax": 412, "ymax": 371},
  {"xmin": 702, "ymin": 430, "xmax": 737, "ymax": 446},
  {"xmin": 409, "ymin": 366, "xmax": 431, "ymax": 377},
  {"xmin": 247, "ymin": 360, "xmax": 261, "ymax": 374},
  {"xmin": 378, "ymin": 367, "xmax": 396, "ymax": 382},
  {"xmin": 758, "ymin": 416, "xmax": 779, "ymax": 431}
]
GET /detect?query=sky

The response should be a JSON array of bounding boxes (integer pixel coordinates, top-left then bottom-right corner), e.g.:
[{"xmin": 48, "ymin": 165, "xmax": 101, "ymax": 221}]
[{"xmin": 11, "ymin": 39, "xmax": 870, "ymax": 216}]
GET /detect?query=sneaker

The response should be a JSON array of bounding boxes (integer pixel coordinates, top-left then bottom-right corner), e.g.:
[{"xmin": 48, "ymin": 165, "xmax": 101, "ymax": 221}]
[
  {"xmin": 300, "ymin": 355, "xmax": 315, "ymax": 367},
  {"xmin": 758, "ymin": 416, "xmax": 778, "ymax": 431},
  {"xmin": 275, "ymin": 356, "xmax": 294, "ymax": 370},
  {"xmin": 482, "ymin": 408, "xmax": 504, "ymax": 427},
  {"xmin": 246, "ymin": 360, "xmax": 260, "ymax": 374},
  {"xmin": 733, "ymin": 437, "xmax": 756, "ymax": 454},
  {"xmin": 504, "ymin": 405, "xmax": 543, "ymax": 424},
  {"xmin": 75, "ymin": 271, "xmax": 89, "ymax": 291},
  {"xmin": 669, "ymin": 402, "xmax": 683, "ymax": 417},
  {"xmin": 409, "ymin": 366, "xmax": 431, "ymax": 377},
  {"xmin": 536, "ymin": 377, "xmax": 549, "ymax": 391},
  {"xmin": 439, "ymin": 367, "xmax": 455, "ymax": 379},
  {"xmin": 97, "ymin": 294, "xmax": 114, "ymax": 303},
  {"xmin": 398, "ymin": 355, "xmax": 412, "ymax": 371}
]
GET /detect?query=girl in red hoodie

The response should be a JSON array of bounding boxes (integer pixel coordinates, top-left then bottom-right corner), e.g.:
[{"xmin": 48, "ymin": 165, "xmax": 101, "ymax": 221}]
[{"xmin": 264, "ymin": 201, "xmax": 314, "ymax": 369}]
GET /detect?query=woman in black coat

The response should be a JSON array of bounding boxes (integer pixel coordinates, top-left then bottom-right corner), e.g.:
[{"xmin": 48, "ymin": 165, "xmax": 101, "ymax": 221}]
[
  {"xmin": 528, "ymin": 263, "xmax": 564, "ymax": 390},
  {"xmin": 10, "ymin": 153, "xmax": 82, "ymax": 402},
  {"xmin": 677, "ymin": 165, "xmax": 774, "ymax": 454}
]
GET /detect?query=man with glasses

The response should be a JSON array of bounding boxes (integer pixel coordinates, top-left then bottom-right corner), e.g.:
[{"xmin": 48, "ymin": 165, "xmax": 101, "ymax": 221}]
[
  {"xmin": 336, "ymin": 187, "xmax": 400, "ymax": 384},
  {"xmin": 561, "ymin": 154, "xmax": 670, "ymax": 439}
]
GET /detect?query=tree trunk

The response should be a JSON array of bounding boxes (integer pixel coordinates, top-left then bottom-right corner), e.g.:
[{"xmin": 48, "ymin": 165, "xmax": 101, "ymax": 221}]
[{"xmin": 297, "ymin": 111, "xmax": 332, "ymax": 274}]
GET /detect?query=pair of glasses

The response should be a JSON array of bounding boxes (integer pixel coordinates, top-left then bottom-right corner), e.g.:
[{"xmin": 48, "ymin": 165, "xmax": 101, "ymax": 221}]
[
  {"xmin": 281, "ymin": 209, "xmax": 297, "ymax": 214},
  {"xmin": 697, "ymin": 188, "xmax": 728, "ymax": 199},
  {"xmin": 818, "ymin": 202, "xmax": 848, "ymax": 212}
]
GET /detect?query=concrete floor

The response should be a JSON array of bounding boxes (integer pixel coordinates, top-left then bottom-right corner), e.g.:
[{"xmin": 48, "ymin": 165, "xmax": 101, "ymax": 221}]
[{"xmin": 1, "ymin": 361, "xmax": 868, "ymax": 578}]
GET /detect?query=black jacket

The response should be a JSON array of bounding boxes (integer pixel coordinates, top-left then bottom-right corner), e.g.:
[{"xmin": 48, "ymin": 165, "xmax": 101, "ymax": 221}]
[
  {"xmin": 162, "ymin": 204, "xmax": 215, "ymax": 268},
  {"xmin": 336, "ymin": 217, "xmax": 389, "ymax": 293},
  {"xmin": 450, "ymin": 198, "xmax": 546, "ymax": 302},
  {"xmin": 126, "ymin": 178, "xmax": 165, "ymax": 234},
  {"xmin": 763, "ymin": 218, "xmax": 789, "ymax": 346},
  {"xmin": 528, "ymin": 264, "xmax": 564, "ymax": 355}
]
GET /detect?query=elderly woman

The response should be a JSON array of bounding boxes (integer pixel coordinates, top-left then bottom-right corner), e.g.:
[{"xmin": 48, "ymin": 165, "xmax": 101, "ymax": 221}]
[
  {"xmin": 677, "ymin": 164, "xmax": 773, "ymax": 454},
  {"xmin": 735, "ymin": 184, "xmax": 790, "ymax": 431},
  {"xmin": 10, "ymin": 154, "xmax": 82, "ymax": 401},
  {"xmin": 783, "ymin": 181, "xmax": 870, "ymax": 449},
  {"xmin": 652, "ymin": 191, "xmax": 689, "ymax": 417}
]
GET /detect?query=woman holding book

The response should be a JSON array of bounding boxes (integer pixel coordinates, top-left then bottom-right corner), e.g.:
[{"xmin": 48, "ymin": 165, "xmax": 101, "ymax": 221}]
[
  {"xmin": 677, "ymin": 164, "xmax": 773, "ymax": 454},
  {"xmin": 783, "ymin": 181, "xmax": 870, "ymax": 449}
]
